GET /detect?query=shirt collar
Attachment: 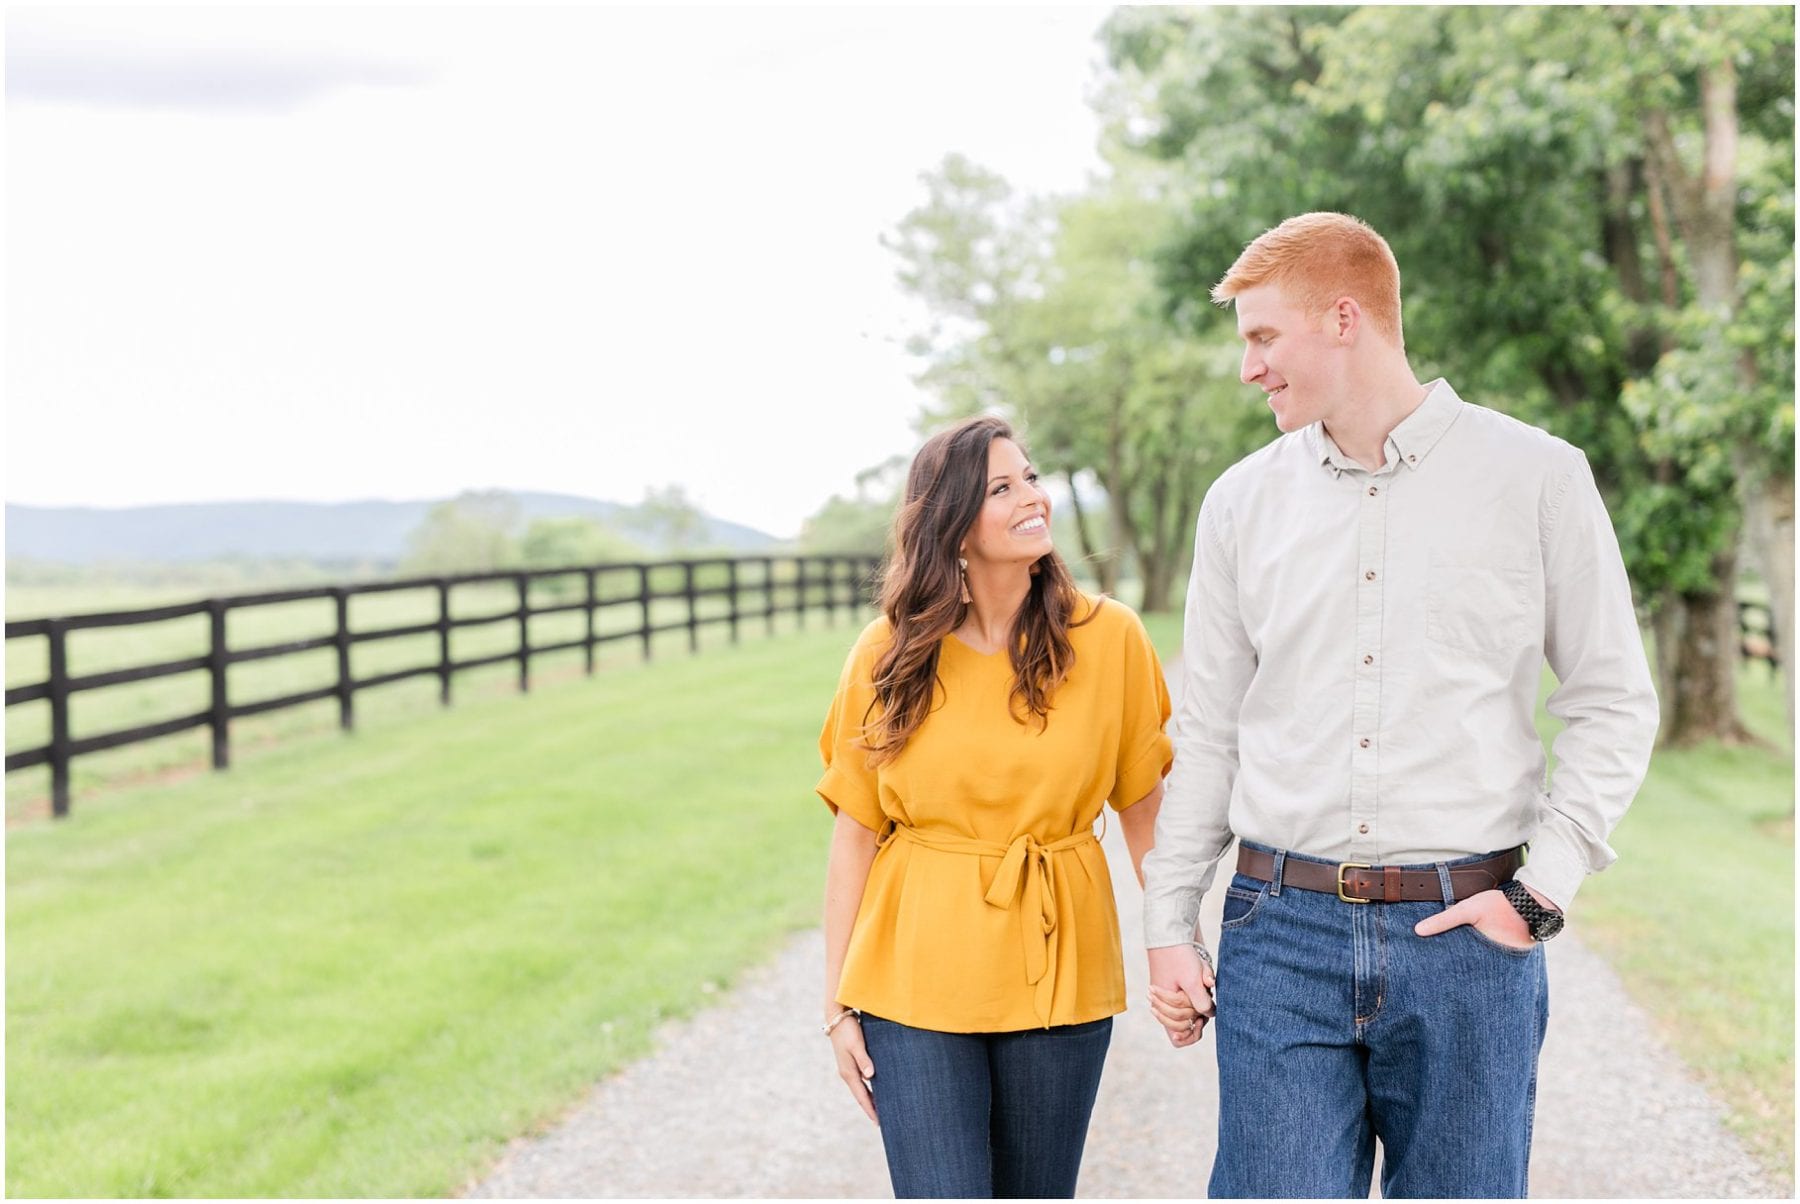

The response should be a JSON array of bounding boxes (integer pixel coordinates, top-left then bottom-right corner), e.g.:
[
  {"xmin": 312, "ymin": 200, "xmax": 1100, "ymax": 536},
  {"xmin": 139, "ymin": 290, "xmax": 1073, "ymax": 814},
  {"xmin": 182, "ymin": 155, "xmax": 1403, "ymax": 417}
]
[
  {"xmin": 1387, "ymin": 378, "xmax": 1462, "ymax": 469},
  {"xmin": 1309, "ymin": 378, "xmax": 1464, "ymax": 478}
]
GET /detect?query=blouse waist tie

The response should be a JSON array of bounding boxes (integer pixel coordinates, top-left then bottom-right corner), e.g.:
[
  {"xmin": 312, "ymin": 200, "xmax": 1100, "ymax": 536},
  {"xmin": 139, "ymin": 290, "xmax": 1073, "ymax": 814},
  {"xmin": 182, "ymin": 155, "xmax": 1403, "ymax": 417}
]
[{"xmin": 878, "ymin": 819, "xmax": 1099, "ymax": 1028}]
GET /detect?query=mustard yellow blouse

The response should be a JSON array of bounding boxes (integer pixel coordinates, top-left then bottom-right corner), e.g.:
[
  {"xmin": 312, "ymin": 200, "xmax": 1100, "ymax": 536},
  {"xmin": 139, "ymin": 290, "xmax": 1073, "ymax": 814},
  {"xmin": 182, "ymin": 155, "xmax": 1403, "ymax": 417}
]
[{"xmin": 817, "ymin": 592, "xmax": 1172, "ymax": 1033}]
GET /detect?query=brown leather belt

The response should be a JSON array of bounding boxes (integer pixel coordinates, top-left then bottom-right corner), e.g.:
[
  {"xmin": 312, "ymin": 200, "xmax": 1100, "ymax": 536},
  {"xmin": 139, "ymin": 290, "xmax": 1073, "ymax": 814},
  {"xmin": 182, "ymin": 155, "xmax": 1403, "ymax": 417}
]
[{"xmin": 1236, "ymin": 845, "xmax": 1523, "ymax": 904}]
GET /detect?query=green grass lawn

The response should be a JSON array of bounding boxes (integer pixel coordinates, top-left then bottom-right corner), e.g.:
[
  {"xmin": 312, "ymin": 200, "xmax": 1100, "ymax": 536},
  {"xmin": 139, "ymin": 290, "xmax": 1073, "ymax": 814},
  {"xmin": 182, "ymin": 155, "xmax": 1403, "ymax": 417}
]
[
  {"xmin": 1569, "ymin": 663, "xmax": 1794, "ymax": 1189},
  {"xmin": 6, "ymin": 618, "xmax": 873, "ymax": 1197},
  {"xmin": 5, "ymin": 572, "xmax": 856, "ymax": 820}
]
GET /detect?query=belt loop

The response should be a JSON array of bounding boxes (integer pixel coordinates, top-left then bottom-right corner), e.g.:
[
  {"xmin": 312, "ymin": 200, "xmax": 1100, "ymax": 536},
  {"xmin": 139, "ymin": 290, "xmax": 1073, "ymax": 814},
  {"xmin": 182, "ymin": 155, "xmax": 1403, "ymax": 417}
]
[
  {"xmin": 1271, "ymin": 849, "xmax": 1286, "ymax": 896},
  {"xmin": 1435, "ymin": 863, "xmax": 1455, "ymax": 906}
]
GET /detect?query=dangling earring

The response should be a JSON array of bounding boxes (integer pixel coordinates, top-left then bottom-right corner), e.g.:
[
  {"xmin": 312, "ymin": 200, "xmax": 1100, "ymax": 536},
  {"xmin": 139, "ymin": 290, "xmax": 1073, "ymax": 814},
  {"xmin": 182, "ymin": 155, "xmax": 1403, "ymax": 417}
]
[{"xmin": 958, "ymin": 556, "xmax": 972, "ymax": 604}]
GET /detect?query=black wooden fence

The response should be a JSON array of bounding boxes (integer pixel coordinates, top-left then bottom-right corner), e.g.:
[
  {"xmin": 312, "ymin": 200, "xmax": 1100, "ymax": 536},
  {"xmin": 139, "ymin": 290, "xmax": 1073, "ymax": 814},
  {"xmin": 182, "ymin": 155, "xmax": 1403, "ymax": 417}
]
[{"xmin": 6, "ymin": 554, "xmax": 882, "ymax": 819}]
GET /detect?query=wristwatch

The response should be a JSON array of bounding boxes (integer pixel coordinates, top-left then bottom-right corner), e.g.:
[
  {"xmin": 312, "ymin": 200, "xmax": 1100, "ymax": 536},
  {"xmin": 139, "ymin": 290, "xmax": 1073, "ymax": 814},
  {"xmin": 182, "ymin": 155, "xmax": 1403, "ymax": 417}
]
[{"xmin": 1501, "ymin": 880, "xmax": 1565, "ymax": 941}]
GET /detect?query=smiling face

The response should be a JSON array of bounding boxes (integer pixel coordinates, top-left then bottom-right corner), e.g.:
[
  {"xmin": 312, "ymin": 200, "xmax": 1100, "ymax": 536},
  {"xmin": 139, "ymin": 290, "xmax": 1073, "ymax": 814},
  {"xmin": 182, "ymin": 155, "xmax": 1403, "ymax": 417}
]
[
  {"xmin": 1233, "ymin": 281, "xmax": 1355, "ymax": 433},
  {"xmin": 959, "ymin": 437, "xmax": 1052, "ymax": 569}
]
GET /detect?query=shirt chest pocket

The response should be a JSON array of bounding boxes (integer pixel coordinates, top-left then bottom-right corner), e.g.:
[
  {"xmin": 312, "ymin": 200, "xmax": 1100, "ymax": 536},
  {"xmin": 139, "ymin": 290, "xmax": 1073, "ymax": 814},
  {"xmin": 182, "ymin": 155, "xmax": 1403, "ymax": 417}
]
[{"xmin": 1425, "ymin": 553, "xmax": 1537, "ymax": 658}]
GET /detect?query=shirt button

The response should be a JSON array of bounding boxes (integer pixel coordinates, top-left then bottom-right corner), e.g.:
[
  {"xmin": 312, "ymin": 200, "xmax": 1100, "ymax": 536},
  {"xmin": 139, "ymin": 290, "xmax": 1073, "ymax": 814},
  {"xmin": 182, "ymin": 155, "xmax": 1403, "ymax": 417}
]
[
  {"xmin": 1363, "ymin": 654, "xmax": 1374, "ymax": 665},
  {"xmin": 1364, "ymin": 570, "xmax": 1376, "ymax": 581},
  {"xmin": 1359, "ymin": 737, "xmax": 1371, "ymax": 749},
  {"xmin": 1358, "ymin": 823, "xmax": 1370, "ymax": 835},
  {"xmin": 1408, "ymin": 454, "xmax": 1417, "ymax": 463},
  {"xmin": 1367, "ymin": 486, "xmax": 1378, "ymax": 496}
]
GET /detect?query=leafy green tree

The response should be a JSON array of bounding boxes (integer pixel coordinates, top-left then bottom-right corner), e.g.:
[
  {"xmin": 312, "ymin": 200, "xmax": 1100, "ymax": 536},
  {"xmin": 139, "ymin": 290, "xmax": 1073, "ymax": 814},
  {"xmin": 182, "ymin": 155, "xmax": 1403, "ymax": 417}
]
[
  {"xmin": 518, "ymin": 516, "xmax": 641, "ymax": 569},
  {"xmin": 624, "ymin": 485, "xmax": 708, "ymax": 553},
  {"xmin": 888, "ymin": 156, "xmax": 1269, "ymax": 610},
  {"xmin": 401, "ymin": 490, "xmax": 522, "ymax": 576},
  {"xmin": 1098, "ymin": 4, "xmax": 1793, "ymax": 743},
  {"xmin": 799, "ymin": 456, "xmax": 905, "ymax": 555},
  {"xmin": 515, "ymin": 516, "xmax": 643, "ymax": 600}
]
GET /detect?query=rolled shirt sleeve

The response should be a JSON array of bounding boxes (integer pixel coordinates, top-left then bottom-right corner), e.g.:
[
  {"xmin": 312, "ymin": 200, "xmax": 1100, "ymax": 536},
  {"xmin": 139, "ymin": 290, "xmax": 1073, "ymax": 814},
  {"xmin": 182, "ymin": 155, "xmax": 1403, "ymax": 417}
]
[
  {"xmin": 816, "ymin": 635, "xmax": 885, "ymax": 834},
  {"xmin": 1110, "ymin": 608, "xmax": 1174, "ymax": 810}
]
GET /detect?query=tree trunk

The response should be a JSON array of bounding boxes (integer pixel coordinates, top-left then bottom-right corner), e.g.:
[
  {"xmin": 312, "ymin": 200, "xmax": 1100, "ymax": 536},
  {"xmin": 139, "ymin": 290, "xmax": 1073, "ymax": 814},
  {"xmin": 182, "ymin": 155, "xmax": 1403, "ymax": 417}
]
[
  {"xmin": 1104, "ymin": 403, "xmax": 1134, "ymax": 598},
  {"xmin": 1139, "ymin": 556, "xmax": 1177, "ymax": 614},
  {"xmin": 1641, "ymin": 59, "xmax": 1753, "ymax": 744},
  {"xmin": 1661, "ymin": 546, "xmax": 1757, "ymax": 747},
  {"xmin": 1741, "ymin": 470, "xmax": 1796, "ymax": 734},
  {"xmin": 1063, "ymin": 470, "xmax": 1118, "ymax": 596}
]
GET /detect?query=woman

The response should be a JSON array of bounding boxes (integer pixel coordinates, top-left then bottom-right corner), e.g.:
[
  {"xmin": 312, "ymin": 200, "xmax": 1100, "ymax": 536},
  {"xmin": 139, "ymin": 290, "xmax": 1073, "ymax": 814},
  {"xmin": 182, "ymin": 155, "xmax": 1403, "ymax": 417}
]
[{"xmin": 816, "ymin": 415, "xmax": 1173, "ymax": 1199}]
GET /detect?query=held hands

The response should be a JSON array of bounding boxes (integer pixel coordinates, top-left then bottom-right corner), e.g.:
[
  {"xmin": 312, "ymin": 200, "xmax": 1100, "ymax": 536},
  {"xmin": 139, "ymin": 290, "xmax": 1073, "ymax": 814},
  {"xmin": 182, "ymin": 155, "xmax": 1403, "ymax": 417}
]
[
  {"xmin": 1413, "ymin": 886, "xmax": 1546, "ymax": 950},
  {"xmin": 1146, "ymin": 944, "xmax": 1216, "ymax": 1049},
  {"xmin": 826, "ymin": 1008, "xmax": 877, "ymax": 1124}
]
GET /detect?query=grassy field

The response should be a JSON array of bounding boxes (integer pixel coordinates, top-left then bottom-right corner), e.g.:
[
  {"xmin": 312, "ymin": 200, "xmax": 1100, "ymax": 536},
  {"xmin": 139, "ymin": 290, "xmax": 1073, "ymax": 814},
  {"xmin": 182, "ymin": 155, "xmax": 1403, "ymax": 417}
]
[
  {"xmin": 5, "ymin": 569, "xmax": 858, "ymax": 821},
  {"xmin": 6, "ymin": 618, "xmax": 872, "ymax": 1197}
]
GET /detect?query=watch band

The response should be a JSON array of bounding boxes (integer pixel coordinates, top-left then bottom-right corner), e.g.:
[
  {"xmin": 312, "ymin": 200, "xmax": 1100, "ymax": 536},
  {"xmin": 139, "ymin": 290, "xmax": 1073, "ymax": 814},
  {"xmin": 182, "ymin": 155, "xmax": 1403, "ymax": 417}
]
[{"xmin": 1501, "ymin": 879, "xmax": 1564, "ymax": 941}]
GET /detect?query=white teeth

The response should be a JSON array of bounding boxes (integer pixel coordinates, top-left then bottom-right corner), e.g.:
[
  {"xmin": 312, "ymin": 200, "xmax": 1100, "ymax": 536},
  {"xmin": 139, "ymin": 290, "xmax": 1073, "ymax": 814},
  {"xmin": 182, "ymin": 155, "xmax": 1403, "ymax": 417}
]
[{"xmin": 1012, "ymin": 517, "xmax": 1046, "ymax": 534}]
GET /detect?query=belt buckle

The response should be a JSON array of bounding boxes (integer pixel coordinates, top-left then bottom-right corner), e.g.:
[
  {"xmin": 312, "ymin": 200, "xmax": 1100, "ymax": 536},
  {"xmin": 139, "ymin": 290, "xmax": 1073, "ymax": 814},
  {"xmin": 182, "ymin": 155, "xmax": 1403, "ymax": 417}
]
[{"xmin": 1336, "ymin": 861, "xmax": 1372, "ymax": 904}]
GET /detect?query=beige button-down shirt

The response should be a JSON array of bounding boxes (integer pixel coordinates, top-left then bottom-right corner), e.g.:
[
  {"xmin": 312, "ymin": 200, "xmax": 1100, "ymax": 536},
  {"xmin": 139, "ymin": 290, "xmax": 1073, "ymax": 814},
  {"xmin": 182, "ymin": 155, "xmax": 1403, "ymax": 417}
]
[{"xmin": 1142, "ymin": 380, "xmax": 1659, "ymax": 949}]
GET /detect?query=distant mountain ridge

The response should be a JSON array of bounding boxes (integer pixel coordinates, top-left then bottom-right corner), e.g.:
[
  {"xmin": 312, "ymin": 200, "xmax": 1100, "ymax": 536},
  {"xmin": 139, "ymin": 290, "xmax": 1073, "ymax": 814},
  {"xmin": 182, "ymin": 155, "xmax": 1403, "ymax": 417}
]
[{"xmin": 6, "ymin": 492, "xmax": 782, "ymax": 564}]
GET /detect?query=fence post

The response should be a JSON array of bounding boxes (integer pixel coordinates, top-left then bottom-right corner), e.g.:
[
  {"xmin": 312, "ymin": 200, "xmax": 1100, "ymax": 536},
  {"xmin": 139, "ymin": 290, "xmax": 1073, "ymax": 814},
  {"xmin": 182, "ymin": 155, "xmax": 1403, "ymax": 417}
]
[
  {"xmin": 638, "ymin": 564, "xmax": 654, "ymax": 662},
  {"xmin": 437, "ymin": 580, "xmax": 452, "ymax": 706},
  {"xmin": 47, "ymin": 620, "xmax": 71, "ymax": 819},
  {"xmin": 685, "ymin": 562, "xmax": 699, "ymax": 654},
  {"xmin": 1768, "ymin": 602, "xmax": 1782, "ymax": 670},
  {"xmin": 208, "ymin": 600, "xmax": 231, "ymax": 770},
  {"xmin": 585, "ymin": 569, "xmax": 598, "ymax": 675},
  {"xmin": 516, "ymin": 573, "xmax": 531, "ymax": 693},
  {"xmin": 795, "ymin": 557, "xmax": 807, "ymax": 630},
  {"xmin": 333, "ymin": 588, "xmax": 354, "ymax": 731},
  {"xmin": 727, "ymin": 560, "xmax": 740, "ymax": 645},
  {"xmin": 764, "ymin": 557, "xmax": 776, "ymax": 635}
]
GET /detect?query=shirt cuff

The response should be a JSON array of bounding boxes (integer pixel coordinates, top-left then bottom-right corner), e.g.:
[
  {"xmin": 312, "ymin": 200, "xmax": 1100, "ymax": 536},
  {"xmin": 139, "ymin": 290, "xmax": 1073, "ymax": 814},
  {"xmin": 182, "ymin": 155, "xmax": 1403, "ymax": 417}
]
[
  {"xmin": 1513, "ymin": 825, "xmax": 1587, "ymax": 913},
  {"xmin": 1143, "ymin": 891, "xmax": 1204, "ymax": 950}
]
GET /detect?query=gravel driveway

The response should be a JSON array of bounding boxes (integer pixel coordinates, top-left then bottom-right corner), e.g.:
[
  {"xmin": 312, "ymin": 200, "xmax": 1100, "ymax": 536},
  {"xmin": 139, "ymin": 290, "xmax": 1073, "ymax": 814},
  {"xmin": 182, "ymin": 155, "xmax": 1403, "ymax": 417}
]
[
  {"xmin": 465, "ymin": 815, "xmax": 1775, "ymax": 1198},
  {"xmin": 465, "ymin": 653, "xmax": 1778, "ymax": 1198}
]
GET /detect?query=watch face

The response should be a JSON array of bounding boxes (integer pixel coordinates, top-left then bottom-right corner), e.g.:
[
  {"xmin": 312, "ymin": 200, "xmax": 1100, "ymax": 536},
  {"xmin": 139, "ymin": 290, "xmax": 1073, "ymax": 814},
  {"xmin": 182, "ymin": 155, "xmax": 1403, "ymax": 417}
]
[{"xmin": 1533, "ymin": 910, "xmax": 1565, "ymax": 940}]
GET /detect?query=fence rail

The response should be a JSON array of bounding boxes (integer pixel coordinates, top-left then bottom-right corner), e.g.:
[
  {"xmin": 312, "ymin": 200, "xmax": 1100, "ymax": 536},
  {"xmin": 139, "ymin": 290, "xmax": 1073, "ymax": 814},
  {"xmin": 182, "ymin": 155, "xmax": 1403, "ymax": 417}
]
[{"xmin": 6, "ymin": 554, "xmax": 882, "ymax": 818}]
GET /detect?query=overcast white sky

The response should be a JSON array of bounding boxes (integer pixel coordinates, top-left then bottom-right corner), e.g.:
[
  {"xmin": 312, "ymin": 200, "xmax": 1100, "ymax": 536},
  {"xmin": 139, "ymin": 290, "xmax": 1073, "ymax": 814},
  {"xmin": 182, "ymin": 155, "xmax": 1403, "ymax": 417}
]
[{"xmin": 5, "ymin": 4, "xmax": 1114, "ymax": 538}]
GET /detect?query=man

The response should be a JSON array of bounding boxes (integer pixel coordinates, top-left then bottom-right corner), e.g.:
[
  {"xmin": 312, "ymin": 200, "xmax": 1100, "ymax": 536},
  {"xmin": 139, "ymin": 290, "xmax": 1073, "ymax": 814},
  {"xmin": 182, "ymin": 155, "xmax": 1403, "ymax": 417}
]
[{"xmin": 1140, "ymin": 212, "xmax": 1659, "ymax": 1199}]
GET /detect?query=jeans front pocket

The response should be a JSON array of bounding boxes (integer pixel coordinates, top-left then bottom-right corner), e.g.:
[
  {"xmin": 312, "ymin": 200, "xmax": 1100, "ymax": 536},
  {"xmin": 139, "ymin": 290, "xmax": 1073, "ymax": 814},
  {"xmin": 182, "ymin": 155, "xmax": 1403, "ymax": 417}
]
[
  {"xmin": 1221, "ymin": 883, "xmax": 1268, "ymax": 930},
  {"xmin": 1455, "ymin": 919, "xmax": 1539, "ymax": 959}
]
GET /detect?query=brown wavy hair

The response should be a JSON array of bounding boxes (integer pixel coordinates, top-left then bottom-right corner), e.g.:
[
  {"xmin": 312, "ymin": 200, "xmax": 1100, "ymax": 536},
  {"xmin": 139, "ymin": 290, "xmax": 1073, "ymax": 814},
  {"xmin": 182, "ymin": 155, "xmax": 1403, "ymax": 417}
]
[{"xmin": 861, "ymin": 415, "xmax": 1095, "ymax": 766}]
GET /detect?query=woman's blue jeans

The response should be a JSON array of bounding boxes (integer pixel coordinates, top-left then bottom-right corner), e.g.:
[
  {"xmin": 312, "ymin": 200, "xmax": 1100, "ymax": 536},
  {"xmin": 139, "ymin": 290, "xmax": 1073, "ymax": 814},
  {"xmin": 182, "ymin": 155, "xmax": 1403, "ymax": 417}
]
[
  {"xmin": 1209, "ymin": 841, "xmax": 1550, "ymax": 1199},
  {"xmin": 858, "ymin": 1013, "xmax": 1112, "ymax": 1199}
]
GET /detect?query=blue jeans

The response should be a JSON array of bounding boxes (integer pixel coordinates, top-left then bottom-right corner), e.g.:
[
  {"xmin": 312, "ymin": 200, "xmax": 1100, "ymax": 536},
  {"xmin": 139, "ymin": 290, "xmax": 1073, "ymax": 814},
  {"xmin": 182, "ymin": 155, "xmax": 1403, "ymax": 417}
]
[
  {"xmin": 858, "ymin": 1013, "xmax": 1113, "ymax": 1198},
  {"xmin": 1210, "ymin": 842, "xmax": 1550, "ymax": 1199}
]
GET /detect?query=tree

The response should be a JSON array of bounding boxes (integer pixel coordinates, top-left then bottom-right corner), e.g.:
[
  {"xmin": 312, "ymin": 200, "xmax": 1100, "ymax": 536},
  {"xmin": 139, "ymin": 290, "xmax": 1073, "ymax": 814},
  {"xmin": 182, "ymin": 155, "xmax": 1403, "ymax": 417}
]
[
  {"xmin": 514, "ymin": 516, "xmax": 643, "ymax": 600},
  {"xmin": 888, "ymin": 156, "xmax": 1269, "ymax": 611},
  {"xmin": 1098, "ymin": 4, "xmax": 1794, "ymax": 743},
  {"xmin": 799, "ymin": 456, "xmax": 905, "ymax": 555},
  {"xmin": 518, "ymin": 516, "xmax": 641, "ymax": 569},
  {"xmin": 401, "ymin": 490, "xmax": 522, "ymax": 575},
  {"xmin": 624, "ymin": 485, "xmax": 708, "ymax": 553}
]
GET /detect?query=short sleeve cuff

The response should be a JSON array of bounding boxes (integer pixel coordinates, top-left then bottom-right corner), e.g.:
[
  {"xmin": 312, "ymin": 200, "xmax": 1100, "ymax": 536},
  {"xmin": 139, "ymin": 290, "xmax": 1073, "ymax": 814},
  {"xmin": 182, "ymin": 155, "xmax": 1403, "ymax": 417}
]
[
  {"xmin": 1112, "ymin": 734, "xmax": 1174, "ymax": 810},
  {"xmin": 816, "ymin": 766, "xmax": 884, "ymax": 834}
]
